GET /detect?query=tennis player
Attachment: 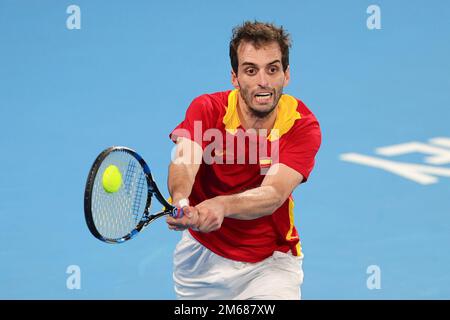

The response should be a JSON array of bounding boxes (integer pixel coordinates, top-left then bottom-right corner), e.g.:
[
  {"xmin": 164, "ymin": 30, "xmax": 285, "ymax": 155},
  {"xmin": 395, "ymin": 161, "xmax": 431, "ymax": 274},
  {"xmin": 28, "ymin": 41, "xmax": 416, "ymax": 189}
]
[{"xmin": 166, "ymin": 21, "xmax": 321, "ymax": 300}]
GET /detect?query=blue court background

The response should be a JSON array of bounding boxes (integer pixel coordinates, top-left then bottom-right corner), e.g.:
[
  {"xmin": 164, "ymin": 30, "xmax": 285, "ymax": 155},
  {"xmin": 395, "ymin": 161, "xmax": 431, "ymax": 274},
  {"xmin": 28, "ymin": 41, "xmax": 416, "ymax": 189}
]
[{"xmin": 1, "ymin": 0, "xmax": 449, "ymax": 299}]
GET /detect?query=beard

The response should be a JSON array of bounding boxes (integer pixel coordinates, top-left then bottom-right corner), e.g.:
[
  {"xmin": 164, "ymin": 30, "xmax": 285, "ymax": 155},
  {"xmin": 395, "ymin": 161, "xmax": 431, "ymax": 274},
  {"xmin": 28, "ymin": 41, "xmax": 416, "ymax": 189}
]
[{"xmin": 238, "ymin": 82, "xmax": 284, "ymax": 119}]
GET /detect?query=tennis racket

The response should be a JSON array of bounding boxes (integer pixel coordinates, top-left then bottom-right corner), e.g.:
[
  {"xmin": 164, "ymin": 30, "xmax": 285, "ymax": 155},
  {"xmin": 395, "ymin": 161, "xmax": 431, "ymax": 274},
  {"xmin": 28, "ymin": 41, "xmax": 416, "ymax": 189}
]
[{"xmin": 84, "ymin": 146, "xmax": 184, "ymax": 244}]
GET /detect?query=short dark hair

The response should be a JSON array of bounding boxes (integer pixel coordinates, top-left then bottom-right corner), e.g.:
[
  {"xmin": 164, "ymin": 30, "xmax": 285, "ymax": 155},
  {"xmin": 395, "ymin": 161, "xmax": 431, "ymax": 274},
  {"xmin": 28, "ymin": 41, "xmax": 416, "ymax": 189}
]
[{"xmin": 229, "ymin": 21, "xmax": 291, "ymax": 74}]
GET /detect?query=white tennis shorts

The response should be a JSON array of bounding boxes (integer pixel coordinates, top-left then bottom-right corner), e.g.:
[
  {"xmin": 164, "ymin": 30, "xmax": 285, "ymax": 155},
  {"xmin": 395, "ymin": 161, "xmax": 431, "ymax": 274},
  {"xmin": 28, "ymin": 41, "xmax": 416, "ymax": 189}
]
[{"xmin": 173, "ymin": 230, "xmax": 304, "ymax": 300}]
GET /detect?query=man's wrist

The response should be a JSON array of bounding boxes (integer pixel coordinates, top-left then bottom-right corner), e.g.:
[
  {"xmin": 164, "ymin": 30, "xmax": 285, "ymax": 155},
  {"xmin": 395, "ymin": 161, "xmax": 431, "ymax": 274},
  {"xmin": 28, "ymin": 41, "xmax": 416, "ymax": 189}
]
[
  {"xmin": 172, "ymin": 192, "xmax": 189, "ymax": 207},
  {"xmin": 216, "ymin": 195, "xmax": 231, "ymax": 217},
  {"xmin": 178, "ymin": 198, "xmax": 189, "ymax": 208}
]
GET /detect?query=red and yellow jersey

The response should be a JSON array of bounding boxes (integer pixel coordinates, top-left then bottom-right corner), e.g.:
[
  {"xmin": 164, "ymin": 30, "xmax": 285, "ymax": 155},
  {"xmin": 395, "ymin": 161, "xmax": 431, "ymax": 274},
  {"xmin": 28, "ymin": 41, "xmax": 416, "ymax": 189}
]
[{"xmin": 170, "ymin": 89, "xmax": 321, "ymax": 263}]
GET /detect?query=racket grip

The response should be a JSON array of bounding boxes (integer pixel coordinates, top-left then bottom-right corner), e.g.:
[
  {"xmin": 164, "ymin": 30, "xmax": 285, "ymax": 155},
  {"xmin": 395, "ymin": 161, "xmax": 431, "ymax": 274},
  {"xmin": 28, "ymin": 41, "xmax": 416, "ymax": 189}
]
[
  {"xmin": 172, "ymin": 198, "xmax": 189, "ymax": 219},
  {"xmin": 172, "ymin": 207, "xmax": 184, "ymax": 219}
]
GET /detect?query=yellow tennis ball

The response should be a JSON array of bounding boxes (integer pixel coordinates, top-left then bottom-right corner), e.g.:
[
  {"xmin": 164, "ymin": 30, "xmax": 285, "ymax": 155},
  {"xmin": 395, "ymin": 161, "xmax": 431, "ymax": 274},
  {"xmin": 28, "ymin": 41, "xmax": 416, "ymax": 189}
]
[{"xmin": 102, "ymin": 165, "xmax": 122, "ymax": 193}]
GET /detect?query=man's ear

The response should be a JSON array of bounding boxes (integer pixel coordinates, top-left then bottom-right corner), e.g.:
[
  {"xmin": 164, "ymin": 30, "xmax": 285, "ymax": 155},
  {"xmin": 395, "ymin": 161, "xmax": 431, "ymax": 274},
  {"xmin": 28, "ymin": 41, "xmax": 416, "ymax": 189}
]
[
  {"xmin": 283, "ymin": 65, "xmax": 290, "ymax": 87},
  {"xmin": 231, "ymin": 70, "xmax": 239, "ymax": 89}
]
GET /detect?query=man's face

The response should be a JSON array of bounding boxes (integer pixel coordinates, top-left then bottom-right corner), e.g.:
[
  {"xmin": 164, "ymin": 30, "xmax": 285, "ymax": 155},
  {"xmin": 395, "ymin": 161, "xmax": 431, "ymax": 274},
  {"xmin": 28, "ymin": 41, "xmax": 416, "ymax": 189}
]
[{"xmin": 231, "ymin": 40, "xmax": 290, "ymax": 119}]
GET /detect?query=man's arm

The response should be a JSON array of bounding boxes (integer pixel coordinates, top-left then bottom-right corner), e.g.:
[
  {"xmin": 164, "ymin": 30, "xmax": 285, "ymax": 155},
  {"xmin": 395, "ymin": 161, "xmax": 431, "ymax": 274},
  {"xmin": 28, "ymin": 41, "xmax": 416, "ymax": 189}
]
[
  {"xmin": 192, "ymin": 164, "xmax": 303, "ymax": 232},
  {"xmin": 167, "ymin": 137, "xmax": 202, "ymax": 203},
  {"xmin": 166, "ymin": 137, "xmax": 203, "ymax": 230},
  {"xmin": 222, "ymin": 163, "xmax": 303, "ymax": 219}
]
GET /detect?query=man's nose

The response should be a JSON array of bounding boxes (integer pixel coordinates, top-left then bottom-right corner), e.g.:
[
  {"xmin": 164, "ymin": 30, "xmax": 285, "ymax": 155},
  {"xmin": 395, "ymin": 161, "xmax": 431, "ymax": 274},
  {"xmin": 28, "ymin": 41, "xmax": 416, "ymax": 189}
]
[{"xmin": 256, "ymin": 70, "xmax": 270, "ymax": 87}]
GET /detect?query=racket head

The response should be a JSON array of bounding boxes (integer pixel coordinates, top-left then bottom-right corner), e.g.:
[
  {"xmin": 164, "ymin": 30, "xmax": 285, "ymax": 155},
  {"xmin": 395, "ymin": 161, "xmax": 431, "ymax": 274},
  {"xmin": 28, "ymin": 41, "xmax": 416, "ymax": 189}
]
[{"xmin": 84, "ymin": 146, "xmax": 154, "ymax": 244}]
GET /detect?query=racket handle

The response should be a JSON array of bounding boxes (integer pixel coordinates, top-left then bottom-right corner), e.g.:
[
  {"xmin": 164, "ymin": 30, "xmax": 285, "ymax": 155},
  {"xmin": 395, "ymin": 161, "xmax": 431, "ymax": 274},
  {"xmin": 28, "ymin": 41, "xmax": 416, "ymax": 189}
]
[
  {"xmin": 171, "ymin": 198, "xmax": 189, "ymax": 219},
  {"xmin": 172, "ymin": 207, "xmax": 184, "ymax": 219}
]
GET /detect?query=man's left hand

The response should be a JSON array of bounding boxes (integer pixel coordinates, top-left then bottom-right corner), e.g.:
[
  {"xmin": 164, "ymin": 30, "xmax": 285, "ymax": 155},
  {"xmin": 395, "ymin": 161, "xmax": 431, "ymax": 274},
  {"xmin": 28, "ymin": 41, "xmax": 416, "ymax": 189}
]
[{"xmin": 194, "ymin": 197, "xmax": 226, "ymax": 233}]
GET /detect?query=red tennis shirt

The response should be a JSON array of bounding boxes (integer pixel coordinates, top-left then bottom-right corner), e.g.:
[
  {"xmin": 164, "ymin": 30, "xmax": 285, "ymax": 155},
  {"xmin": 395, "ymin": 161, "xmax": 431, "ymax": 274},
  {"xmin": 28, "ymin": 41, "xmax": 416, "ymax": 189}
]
[{"xmin": 170, "ymin": 89, "xmax": 321, "ymax": 263}]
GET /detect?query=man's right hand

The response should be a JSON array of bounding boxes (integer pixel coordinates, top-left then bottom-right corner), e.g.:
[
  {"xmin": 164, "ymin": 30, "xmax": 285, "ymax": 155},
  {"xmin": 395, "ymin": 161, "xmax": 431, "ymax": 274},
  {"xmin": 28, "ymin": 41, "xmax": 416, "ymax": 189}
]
[{"xmin": 166, "ymin": 204, "xmax": 199, "ymax": 231}]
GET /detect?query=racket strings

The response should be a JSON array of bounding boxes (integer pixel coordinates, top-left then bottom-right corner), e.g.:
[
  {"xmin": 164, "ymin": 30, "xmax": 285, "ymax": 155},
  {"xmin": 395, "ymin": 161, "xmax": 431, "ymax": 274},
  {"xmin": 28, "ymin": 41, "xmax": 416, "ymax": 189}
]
[
  {"xmin": 132, "ymin": 173, "xmax": 146, "ymax": 223},
  {"xmin": 124, "ymin": 160, "xmax": 136, "ymax": 195},
  {"xmin": 90, "ymin": 150, "xmax": 149, "ymax": 241}
]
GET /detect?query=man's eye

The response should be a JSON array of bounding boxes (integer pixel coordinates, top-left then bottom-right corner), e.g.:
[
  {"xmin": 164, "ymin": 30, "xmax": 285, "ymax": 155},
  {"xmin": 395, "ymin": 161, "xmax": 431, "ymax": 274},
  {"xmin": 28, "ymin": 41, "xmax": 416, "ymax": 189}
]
[
  {"xmin": 268, "ymin": 66, "xmax": 279, "ymax": 74},
  {"xmin": 246, "ymin": 68, "xmax": 256, "ymax": 75}
]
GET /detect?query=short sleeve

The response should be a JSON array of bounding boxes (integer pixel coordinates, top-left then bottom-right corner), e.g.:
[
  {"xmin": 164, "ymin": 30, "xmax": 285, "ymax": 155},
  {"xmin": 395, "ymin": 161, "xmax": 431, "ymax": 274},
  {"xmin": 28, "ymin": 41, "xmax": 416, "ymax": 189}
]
[
  {"xmin": 277, "ymin": 118, "xmax": 322, "ymax": 183},
  {"xmin": 169, "ymin": 95, "xmax": 216, "ymax": 150}
]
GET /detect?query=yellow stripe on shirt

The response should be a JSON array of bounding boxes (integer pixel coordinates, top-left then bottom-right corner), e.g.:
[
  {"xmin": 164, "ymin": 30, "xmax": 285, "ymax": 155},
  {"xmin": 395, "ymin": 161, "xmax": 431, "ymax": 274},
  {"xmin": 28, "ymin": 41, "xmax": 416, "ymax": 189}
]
[{"xmin": 286, "ymin": 196, "xmax": 302, "ymax": 256}]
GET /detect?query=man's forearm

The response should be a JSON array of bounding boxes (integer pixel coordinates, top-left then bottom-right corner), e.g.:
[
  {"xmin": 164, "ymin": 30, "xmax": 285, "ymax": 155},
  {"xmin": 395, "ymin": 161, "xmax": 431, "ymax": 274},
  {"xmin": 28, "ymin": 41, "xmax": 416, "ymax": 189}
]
[
  {"xmin": 168, "ymin": 162, "xmax": 196, "ymax": 203},
  {"xmin": 168, "ymin": 137, "xmax": 202, "ymax": 204},
  {"xmin": 218, "ymin": 185, "xmax": 285, "ymax": 220}
]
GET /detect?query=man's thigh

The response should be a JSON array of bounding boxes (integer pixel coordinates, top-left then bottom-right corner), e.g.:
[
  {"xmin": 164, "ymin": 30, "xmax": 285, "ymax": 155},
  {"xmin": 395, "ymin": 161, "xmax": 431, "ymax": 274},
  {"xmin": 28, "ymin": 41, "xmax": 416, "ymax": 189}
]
[{"xmin": 173, "ymin": 231, "xmax": 303, "ymax": 300}]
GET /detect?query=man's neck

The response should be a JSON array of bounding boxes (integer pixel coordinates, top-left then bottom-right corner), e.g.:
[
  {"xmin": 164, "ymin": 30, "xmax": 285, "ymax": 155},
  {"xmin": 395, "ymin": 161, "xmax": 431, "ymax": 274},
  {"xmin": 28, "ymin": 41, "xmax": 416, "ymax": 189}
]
[{"xmin": 237, "ymin": 95, "xmax": 277, "ymax": 133}]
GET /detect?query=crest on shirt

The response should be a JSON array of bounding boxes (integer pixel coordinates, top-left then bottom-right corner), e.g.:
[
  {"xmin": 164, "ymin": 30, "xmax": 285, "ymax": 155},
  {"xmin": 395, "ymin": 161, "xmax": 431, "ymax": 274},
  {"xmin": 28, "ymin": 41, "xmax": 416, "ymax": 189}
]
[{"xmin": 259, "ymin": 157, "xmax": 272, "ymax": 175}]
